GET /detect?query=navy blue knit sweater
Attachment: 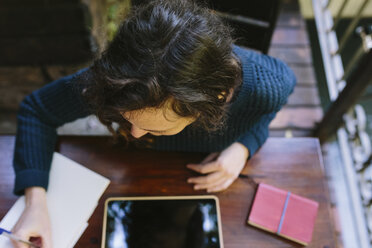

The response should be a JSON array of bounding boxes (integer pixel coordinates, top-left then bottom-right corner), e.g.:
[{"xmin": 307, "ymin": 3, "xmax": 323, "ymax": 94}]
[{"xmin": 13, "ymin": 45, "xmax": 296, "ymax": 195}]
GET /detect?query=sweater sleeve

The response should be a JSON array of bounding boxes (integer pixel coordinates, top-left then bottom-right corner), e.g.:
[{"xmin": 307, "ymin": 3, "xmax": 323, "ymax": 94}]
[
  {"xmin": 237, "ymin": 56, "xmax": 297, "ymax": 158},
  {"xmin": 236, "ymin": 112, "xmax": 276, "ymax": 158},
  {"xmin": 13, "ymin": 68, "xmax": 92, "ymax": 195}
]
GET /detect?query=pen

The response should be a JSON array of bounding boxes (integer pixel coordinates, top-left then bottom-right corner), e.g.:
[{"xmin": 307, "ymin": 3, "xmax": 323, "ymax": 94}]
[{"xmin": 0, "ymin": 227, "xmax": 40, "ymax": 248}]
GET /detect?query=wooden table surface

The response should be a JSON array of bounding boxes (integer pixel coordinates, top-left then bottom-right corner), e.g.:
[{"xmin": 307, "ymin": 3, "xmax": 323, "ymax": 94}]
[{"xmin": 0, "ymin": 135, "xmax": 337, "ymax": 248}]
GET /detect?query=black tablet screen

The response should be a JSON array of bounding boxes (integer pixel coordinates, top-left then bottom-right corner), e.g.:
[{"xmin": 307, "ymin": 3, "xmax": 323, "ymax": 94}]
[{"xmin": 105, "ymin": 198, "xmax": 221, "ymax": 248}]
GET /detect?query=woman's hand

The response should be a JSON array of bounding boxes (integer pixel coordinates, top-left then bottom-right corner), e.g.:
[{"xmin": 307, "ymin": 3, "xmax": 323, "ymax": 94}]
[
  {"xmin": 11, "ymin": 187, "xmax": 52, "ymax": 248},
  {"xmin": 187, "ymin": 142, "xmax": 249, "ymax": 192}
]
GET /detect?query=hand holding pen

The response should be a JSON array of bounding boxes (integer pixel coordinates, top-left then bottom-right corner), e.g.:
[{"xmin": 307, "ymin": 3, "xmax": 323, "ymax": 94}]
[
  {"xmin": 0, "ymin": 228, "xmax": 40, "ymax": 248},
  {"xmin": 9, "ymin": 187, "xmax": 52, "ymax": 248}
]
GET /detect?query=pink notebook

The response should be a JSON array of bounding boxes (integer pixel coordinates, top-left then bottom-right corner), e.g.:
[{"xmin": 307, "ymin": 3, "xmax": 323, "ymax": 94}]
[{"xmin": 247, "ymin": 183, "xmax": 319, "ymax": 245}]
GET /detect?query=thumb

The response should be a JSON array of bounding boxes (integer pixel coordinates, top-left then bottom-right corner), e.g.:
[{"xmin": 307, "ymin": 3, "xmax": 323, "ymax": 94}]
[
  {"xmin": 10, "ymin": 235, "xmax": 31, "ymax": 248},
  {"xmin": 201, "ymin": 152, "xmax": 219, "ymax": 164}
]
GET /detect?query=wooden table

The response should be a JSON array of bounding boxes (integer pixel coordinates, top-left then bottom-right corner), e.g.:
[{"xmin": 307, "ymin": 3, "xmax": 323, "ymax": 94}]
[{"xmin": 0, "ymin": 135, "xmax": 337, "ymax": 247}]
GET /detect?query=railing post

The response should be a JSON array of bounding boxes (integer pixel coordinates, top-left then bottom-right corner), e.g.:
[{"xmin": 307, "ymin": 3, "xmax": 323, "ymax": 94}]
[
  {"xmin": 314, "ymin": 49, "xmax": 372, "ymax": 143},
  {"xmin": 334, "ymin": 0, "xmax": 370, "ymax": 55}
]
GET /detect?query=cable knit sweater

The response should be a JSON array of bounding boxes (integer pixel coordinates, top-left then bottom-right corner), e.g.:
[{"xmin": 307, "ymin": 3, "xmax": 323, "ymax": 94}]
[{"xmin": 12, "ymin": 45, "xmax": 296, "ymax": 195}]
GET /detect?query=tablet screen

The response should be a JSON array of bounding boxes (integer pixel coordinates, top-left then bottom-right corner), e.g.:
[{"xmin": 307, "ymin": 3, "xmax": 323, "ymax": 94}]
[{"xmin": 103, "ymin": 196, "xmax": 223, "ymax": 248}]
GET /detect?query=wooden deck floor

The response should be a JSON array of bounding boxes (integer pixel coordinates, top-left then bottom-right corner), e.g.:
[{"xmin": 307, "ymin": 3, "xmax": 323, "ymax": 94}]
[
  {"xmin": 268, "ymin": 0, "xmax": 323, "ymax": 138},
  {"xmin": 0, "ymin": 0, "xmax": 322, "ymax": 137},
  {"xmin": 269, "ymin": 2, "xmax": 347, "ymax": 247}
]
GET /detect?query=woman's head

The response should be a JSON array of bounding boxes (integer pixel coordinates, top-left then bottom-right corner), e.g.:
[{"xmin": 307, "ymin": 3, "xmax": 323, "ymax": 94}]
[
  {"xmin": 122, "ymin": 104, "xmax": 196, "ymax": 138},
  {"xmin": 83, "ymin": 0, "xmax": 241, "ymax": 142}
]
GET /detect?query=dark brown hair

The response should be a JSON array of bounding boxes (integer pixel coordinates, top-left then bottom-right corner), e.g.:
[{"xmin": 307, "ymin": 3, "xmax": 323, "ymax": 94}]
[{"xmin": 83, "ymin": 0, "xmax": 241, "ymax": 143}]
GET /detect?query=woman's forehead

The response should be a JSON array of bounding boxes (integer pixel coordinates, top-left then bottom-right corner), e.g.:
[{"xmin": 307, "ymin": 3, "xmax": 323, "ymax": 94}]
[{"xmin": 122, "ymin": 107, "xmax": 182, "ymax": 128}]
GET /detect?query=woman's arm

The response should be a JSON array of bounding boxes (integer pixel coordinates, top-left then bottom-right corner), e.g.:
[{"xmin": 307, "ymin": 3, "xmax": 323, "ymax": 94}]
[
  {"xmin": 13, "ymin": 68, "xmax": 92, "ymax": 195},
  {"xmin": 187, "ymin": 56, "xmax": 297, "ymax": 192},
  {"xmin": 236, "ymin": 56, "xmax": 297, "ymax": 158}
]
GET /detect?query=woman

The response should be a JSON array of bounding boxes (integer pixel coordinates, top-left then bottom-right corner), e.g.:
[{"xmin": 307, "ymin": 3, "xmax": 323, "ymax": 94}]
[{"xmin": 10, "ymin": 0, "xmax": 296, "ymax": 247}]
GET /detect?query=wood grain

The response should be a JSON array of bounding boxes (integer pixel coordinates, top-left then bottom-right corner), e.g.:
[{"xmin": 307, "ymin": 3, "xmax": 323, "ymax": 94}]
[
  {"xmin": 287, "ymin": 86, "xmax": 321, "ymax": 107},
  {"xmin": 277, "ymin": 12, "xmax": 305, "ymax": 28},
  {"xmin": 269, "ymin": 47, "xmax": 312, "ymax": 65},
  {"xmin": 270, "ymin": 107, "xmax": 323, "ymax": 129},
  {"xmin": 290, "ymin": 65, "xmax": 317, "ymax": 86},
  {"xmin": 0, "ymin": 136, "xmax": 337, "ymax": 248},
  {"xmin": 271, "ymin": 28, "xmax": 309, "ymax": 46}
]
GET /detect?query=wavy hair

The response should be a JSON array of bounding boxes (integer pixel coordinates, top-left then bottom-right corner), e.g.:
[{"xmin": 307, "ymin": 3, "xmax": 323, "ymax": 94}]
[{"xmin": 82, "ymin": 0, "xmax": 242, "ymax": 143}]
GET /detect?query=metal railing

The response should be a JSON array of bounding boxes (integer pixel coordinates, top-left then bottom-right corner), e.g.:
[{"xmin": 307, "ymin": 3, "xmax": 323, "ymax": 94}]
[{"xmin": 312, "ymin": 0, "xmax": 372, "ymax": 247}]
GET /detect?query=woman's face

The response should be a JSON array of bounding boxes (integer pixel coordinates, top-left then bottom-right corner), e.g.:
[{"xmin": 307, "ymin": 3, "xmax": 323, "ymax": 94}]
[{"xmin": 122, "ymin": 107, "xmax": 195, "ymax": 138}]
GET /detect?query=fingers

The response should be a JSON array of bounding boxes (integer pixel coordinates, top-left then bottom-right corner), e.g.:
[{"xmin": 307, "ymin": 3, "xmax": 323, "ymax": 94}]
[
  {"xmin": 187, "ymin": 153, "xmax": 236, "ymax": 192},
  {"xmin": 188, "ymin": 171, "xmax": 224, "ymax": 186},
  {"xmin": 186, "ymin": 146, "xmax": 246, "ymax": 192},
  {"xmin": 11, "ymin": 239, "xmax": 29, "ymax": 248},
  {"xmin": 187, "ymin": 161, "xmax": 220, "ymax": 174},
  {"xmin": 10, "ymin": 229, "xmax": 27, "ymax": 248},
  {"xmin": 31, "ymin": 236, "xmax": 49, "ymax": 248},
  {"xmin": 201, "ymin": 152, "xmax": 219, "ymax": 164},
  {"xmin": 207, "ymin": 178, "xmax": 235, "ymax": 192},
  {"xmin": 10, "ymin": 233, "xmax": 40, "ymax": 248},
  {"xmin": 191, "ymin": 174, "xmax": 227, "ymax": 191},
  {"xmin": 11, "ymin": 234, "xmax": 50, "ymax": 248},
  {"xmin": 10, "ymin": 198, "xmax": 52, "ymax": 248},
  {"xmin": 186, "ymin": 152, "xmax": 220, "ymax": 174},
  {"xmin": 11, "ymin": 242, "xmax": 29, "ymax": 248},
  {"xmin": 188, "ymin": 172, "xmax": 236, "ymax": 192}
]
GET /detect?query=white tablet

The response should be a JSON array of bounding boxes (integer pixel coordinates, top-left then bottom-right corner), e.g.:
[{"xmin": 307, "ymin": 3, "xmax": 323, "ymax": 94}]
[{"xmin": 102, "ymin": 195, "xmax": 224, "ymax": 248}]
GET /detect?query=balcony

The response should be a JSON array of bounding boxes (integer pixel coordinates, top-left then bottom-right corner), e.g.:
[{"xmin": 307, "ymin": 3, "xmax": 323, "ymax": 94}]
[{"xmin": 0, "ymin": 0, "xmax": 371, "ymax": 247}]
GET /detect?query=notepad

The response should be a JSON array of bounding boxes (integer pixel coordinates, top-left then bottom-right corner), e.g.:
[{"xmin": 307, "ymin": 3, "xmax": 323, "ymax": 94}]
[
  {"xmin": 0, "ymin": 152, "xmax": 110, "ymax": 248},
  {"xmin": 248, "ymin": 183, "xmax": 318, "ymax": 246}
]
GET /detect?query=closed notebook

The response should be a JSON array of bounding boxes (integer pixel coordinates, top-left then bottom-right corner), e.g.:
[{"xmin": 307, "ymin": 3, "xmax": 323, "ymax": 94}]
[{"xmin": 247, "ymin": 183, "xmax": 318, "ymax": 246}]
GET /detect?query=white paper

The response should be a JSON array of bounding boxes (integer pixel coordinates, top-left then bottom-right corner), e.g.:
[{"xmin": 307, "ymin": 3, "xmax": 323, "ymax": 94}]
[
  {"xmin": 68, "ymin": 223, "xmax": 89, "ymax": 248},
  {"xmin": 0, "ymin": 152, "xmax": 110, "ymax": 248}
]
